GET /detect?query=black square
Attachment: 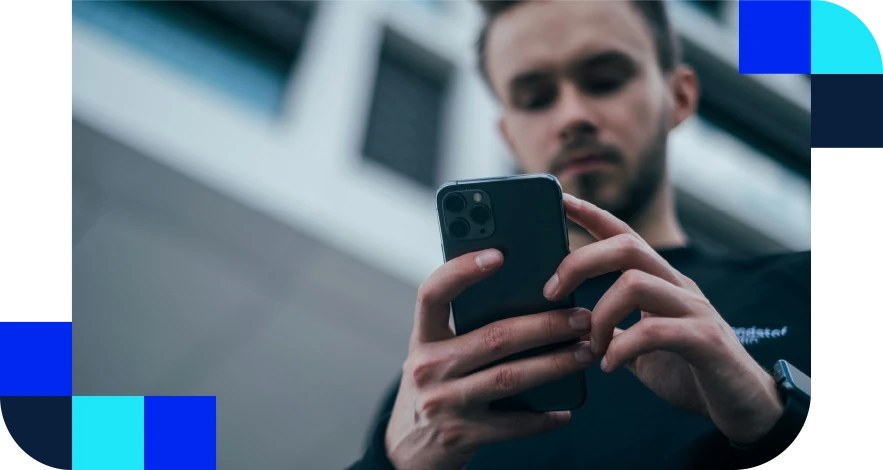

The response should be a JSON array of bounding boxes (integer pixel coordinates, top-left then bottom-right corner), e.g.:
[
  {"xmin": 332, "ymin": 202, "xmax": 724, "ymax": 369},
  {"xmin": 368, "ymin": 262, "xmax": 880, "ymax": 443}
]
[
  {"xmin": 0, "ymin": 396, "xmax": 73, "ymax": 470},
  {"xmin": 812, "ymin": 74, "xmax": 883, "ymax": 148}
]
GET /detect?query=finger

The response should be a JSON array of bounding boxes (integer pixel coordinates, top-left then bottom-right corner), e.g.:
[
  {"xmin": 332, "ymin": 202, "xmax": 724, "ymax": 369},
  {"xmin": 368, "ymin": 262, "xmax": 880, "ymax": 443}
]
[
  {"xmin": 470, "ymin": 410, "xmax": 571, "ymax": 447},
  {"xmin": 561, "ymin": 193, "xmax": 702, "ymax": 295},
  {"xmin": 601, "ymin": 317, "xmax": 702, "ymax": 372},
  {"xmin": 413, "ymin": 249, "xmax": 504, "ymax": 345},
  {"xmin": 590, "ymin": 270, "xmax": 703, "ymax": 355},
  {"xmin": 544, "ymin": 233, "xmax": 685, "ymax": 301},
  {"xmin": 454, "ymin": 341, "xmax": 596, "ymax": 404},
  {"xmin": 562, "ymin": 193, "xmax": 637, "ymax": 241},
  {"xmin": 443, "ymin": 308, "xmax": 592, "ymax": 377}
]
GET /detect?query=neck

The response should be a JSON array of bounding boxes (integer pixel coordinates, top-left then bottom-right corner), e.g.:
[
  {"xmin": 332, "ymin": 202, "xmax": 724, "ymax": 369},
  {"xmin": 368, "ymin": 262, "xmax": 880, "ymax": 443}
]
[{"xmin": 568, "ymin": 177, "xmax": 688, "ymax": 251}]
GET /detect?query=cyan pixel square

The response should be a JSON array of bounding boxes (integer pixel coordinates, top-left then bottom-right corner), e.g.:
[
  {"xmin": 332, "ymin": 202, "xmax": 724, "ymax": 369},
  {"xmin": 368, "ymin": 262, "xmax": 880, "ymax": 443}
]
[
  {"xmin": 73, "ymin": 396, "xmax": 145, "ymax": 470},
  {"xmin": 739, "ymin": 0, "xmax": 811, "ymax": 74},
  {"xmin": 812, "ymin": 0, "xmax": 883, "ymax": 74}
]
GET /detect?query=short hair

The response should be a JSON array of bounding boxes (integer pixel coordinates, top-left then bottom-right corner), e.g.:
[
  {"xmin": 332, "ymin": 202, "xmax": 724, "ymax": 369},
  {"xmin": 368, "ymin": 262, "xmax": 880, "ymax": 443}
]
[{"xmin": 476, "ymin": 1, "xmax": 681, "ymax": 90}]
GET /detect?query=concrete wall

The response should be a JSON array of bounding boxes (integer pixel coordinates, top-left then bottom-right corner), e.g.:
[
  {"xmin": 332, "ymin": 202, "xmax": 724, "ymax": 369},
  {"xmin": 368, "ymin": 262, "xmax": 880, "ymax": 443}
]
[{"xmin": 74, "ymin": 120, "xmax": 410, "ymax": 468}]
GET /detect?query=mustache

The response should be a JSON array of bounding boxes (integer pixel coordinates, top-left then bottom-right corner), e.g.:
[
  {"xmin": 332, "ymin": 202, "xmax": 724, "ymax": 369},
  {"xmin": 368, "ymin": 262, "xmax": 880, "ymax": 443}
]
[{"xmin": 547, "ymin": 137, "xmax": 623, "ymax": 175}]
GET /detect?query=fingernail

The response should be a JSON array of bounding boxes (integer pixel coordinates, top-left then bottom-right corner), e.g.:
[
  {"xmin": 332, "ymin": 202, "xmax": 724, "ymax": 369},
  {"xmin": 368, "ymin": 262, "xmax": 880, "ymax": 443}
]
[
  {"xmin": 543, "ymin": 273, "xmax": 559, "ymax": 299},
  {"xmin": 600, "ymin": 356, "xmax": 609, "ymax": 371},
  {"xmin": 550, "ymin": 411, "xmax": 571, "ymax": 426},
  {"xmin": 590, "ymin": 338, "xmax": 599, "ymax": 355},
  {"xmin": 562, "ymin": 193, "xmax": 579, "ymax": 206},
  {"xmin": 475, "ymin": 249, "xmax": 502, "ymax": 271},
  {"xmin": 574, "ymin": 342, "xmax": 595, "ymax": 364},
  {"xmin": 568, "ymin": 309, "xmax": 590, "ymax": 331}
]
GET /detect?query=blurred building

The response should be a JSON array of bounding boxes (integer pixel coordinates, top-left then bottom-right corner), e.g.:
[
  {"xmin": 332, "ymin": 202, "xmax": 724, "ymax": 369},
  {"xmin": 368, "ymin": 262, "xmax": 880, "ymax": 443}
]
[{"xmin": 72, "ymin": 2, "xmax": 810, "ymax": 469}]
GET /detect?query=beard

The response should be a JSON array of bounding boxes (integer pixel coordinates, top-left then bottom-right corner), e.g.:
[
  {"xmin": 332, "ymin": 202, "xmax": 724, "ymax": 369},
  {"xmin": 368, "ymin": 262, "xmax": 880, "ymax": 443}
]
[
  {"xmin": 574, "ymin": 133, "xmax": 666, "ymax": 223},
  {"xmin": 560, "ymin": 117, "xmax": 669, "ymax": 227}
]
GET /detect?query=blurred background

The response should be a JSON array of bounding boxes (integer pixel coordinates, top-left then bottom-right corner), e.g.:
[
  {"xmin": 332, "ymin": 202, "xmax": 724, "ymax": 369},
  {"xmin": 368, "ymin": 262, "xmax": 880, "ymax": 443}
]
[{"xmin": 71, "ymin": 1, "xmax": 810, "ymax": 468}]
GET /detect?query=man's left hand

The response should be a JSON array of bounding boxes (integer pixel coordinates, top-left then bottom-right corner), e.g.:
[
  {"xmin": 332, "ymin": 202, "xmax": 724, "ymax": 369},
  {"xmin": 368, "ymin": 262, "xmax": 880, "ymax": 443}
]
[{"xmin": 545, "ymin": 193, "xmax": 784, "ymax": 445}]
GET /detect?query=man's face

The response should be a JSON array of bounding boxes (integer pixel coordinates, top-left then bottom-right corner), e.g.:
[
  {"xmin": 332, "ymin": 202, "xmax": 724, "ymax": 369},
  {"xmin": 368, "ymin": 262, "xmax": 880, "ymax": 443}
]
[{"xmin": 486, "ymin": 0, "xmax": 674, "ymax": 221}]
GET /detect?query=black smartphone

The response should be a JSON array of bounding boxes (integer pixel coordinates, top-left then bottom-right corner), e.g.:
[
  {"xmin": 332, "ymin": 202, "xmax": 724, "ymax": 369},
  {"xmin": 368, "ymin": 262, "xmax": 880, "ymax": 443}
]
[{"xmin": 436, "ymin": 173, "xmax": 586, "ymax": 412}]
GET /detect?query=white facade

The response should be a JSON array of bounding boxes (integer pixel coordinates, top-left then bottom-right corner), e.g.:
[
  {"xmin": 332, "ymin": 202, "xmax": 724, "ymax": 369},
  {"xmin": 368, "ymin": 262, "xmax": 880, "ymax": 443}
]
[{"xmin": 73, "ymin": 1, "xmax": 810, "ymax": 288}]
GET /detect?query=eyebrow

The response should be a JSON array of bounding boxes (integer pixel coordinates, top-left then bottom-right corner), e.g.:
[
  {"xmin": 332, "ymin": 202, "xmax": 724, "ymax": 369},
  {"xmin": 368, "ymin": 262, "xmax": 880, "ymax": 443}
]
[
  {"xmin": 507, "ymin": 50, "xmax": 637, "ymax": 92},
  {"xmin": 569, "ymin": 50, "xmax": 636, "ymax": 73}
]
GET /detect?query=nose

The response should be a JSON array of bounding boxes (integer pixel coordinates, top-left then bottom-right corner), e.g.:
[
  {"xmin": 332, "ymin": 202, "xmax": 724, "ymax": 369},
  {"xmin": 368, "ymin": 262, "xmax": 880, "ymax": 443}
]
[{"xmin": 556, "ymin": 82, "xmax": 598, "ymax": 144}]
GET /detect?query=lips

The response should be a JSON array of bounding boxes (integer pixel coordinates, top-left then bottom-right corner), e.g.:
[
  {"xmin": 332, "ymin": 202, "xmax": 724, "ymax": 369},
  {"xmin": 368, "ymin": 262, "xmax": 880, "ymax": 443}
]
[{"xmin": 556, "ymin": 152, "xmax": 616, "ymax": 176}]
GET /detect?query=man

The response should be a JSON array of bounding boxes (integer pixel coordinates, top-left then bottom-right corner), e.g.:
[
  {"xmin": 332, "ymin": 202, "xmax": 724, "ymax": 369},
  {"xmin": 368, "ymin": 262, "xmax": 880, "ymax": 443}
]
[{"xmin": 348, "ymin": 1, "xmax": 809, "ymax": 469}]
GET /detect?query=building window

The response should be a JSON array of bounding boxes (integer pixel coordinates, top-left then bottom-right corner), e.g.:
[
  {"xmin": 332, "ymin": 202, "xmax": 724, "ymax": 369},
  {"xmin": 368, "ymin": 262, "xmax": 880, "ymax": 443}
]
[
  {"xmin": 362, "ymin": 31, "xmax": 452, "ymax": 188},
  {"xmin": 72, "ymin": 1, "xmax": 316, "ymax": 116},
  {"xmin": 687, "ymin": 0, "xmax": 726, "ymax": 20}
]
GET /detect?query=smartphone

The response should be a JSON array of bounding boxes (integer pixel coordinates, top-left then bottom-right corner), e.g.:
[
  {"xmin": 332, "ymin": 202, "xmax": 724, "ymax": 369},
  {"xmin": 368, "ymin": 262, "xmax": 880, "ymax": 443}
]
[{"xmin": 436, "ymin": 173, "xmax": 586, "ymax": 412}]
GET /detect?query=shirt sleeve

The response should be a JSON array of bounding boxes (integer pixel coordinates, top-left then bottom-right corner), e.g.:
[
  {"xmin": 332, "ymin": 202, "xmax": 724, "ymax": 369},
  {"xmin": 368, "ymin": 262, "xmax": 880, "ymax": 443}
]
[
  {"xmin": 663, "ymin": 396, "xmax": 809, "ymax": 469},
  {"xmin": 343, "ymin": 379, "xmax": 401, "ymax": 470}
]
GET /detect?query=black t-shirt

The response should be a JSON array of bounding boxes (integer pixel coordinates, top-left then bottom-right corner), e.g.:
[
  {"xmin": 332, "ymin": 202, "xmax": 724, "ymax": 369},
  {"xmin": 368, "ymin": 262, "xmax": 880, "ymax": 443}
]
[{"xmin": 347, "ymin": 247, "xmax": 810, "ymax": 470}]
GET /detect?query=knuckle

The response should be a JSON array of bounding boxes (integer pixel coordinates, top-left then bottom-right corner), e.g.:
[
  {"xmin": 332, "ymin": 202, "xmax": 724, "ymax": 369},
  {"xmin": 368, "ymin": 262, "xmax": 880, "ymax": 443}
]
[
  {"xmin": 681, "ymin": 274, "xmax": 700, "ymax": 291},
  {"xmin": 590, "ymin": 313, "xmax": 603, "ymax": 337},
  {"xmin": 615, "ymin": 233, "xmax": 643, "ymax": 256},
  {"xmin": 416, "ymin": 391, "xmax": 449, "ymax": 419},
  {"xmin": 544, "ymin": 311, "xmax": 557, "ymax": 341},
  {"xmin": 492, "ymin": 366, "xmax": 521, "ymax": 393},
  {"xmin": 482, "ymin": 322, "xmax": 511, "ymax": 353},
  {"xmin": 415, "ymin": 283, "xmax": 439, "ymax": 311},
  {"xmin": 619, "ymin": 269, "xmax": 648, "ymax": 293},
  {"xmin": 551, "ymin": 352, "xmax": 569, "ymax": 377},
  {"xmin": 668, "ymin": 319, "xmax": 705, "ymax": 352},
  {"xmin": 405, "ymin": 352, "xmax": 440, "ymax": 387},
  {"xmin": 702, "ymin": 320, "xmax": 730, "ymax": 348},
  {"xmin": 686, "ymin": 291, "xmax": 713, "ymax": 315},
  {"xmin": 717, "ymin": 320, "xmax": 741, "ymax": 346},
  {"xmin": 439, "ymin": 420, "xmax": 470, "ymax": 451},
  {"xmin": 643, "ymin": 318, "xmax": 667, "ymax": 343}
]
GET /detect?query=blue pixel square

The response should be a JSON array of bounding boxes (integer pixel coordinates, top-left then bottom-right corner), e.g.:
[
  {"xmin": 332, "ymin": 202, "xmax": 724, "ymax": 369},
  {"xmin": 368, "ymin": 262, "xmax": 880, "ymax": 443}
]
[
  {"xmin": 0, "ymin": 322, "xmax": 72, "ymax": 396},
  {"xmin": 145, "ymin": 396, "xmax": 217, "ymax": 470},
  {"xmin": 739, "ymin": 0, "xmax": 811, "ymax": 74}
]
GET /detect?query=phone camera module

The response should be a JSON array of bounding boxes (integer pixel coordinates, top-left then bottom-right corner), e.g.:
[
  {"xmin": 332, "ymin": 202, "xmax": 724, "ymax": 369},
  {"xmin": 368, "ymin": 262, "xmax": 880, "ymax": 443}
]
[
  {"xmin": 448, "ymin": 219, "xmax": 470, "ymax": 239},
  {"xmin": 443, "ymin": 193, "xmax": 466, "ymax": 213},
  {"xmin": 469, "ymin": 205, "xmax": 491, "ymax": 224}
]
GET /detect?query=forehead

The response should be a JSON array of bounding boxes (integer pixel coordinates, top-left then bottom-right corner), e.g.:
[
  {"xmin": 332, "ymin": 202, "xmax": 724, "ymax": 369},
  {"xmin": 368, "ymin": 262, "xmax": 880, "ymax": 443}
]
[{"xmin": 485, "ymin": 0, "xmax": 657, "ymax": 92}]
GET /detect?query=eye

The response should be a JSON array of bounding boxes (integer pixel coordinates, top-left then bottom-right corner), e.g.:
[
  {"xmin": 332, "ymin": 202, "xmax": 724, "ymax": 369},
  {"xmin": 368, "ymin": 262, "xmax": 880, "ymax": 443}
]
[
  {"xmin": 578, "ymin": 77, "xmax": 626, "ymax": 96},
  {"xmin": 571, "ymin": 56, "xmax": 637, "ymax": 98},
  {"xmin": 512, "ymin": 82, "xmax": 558, "ymax": 111}
]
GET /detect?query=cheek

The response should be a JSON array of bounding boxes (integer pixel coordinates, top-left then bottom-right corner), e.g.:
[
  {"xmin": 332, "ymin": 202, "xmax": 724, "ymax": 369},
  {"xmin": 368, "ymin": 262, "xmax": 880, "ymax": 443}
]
[
  {"xmin": 505, "ymin": 115, "xmax": 555, "ymax": 171},
  {"xmin": 599, "ymin": 82, "xmax": 664, "ymax": 160}
]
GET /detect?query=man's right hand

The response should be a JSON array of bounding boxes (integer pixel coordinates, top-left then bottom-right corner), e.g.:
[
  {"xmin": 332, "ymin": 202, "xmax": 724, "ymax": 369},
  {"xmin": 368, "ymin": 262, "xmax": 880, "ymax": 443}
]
[{"xmin": 384, "ymin": 249, "xmax": 597, "ymax": 470}]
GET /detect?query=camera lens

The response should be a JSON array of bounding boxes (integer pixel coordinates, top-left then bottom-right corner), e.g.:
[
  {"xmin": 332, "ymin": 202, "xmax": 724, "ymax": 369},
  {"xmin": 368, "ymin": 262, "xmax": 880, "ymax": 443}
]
[
  {"xmin": 443, "ymin": 193, "xmax": 466, "ymax": 213},
  {"xmin": 470, "ymin": 205, "xmax": 491, "ymax": 224},
  {"xmin": 448, "ymin": 219, "xmax": 470, "ymax": 239}
]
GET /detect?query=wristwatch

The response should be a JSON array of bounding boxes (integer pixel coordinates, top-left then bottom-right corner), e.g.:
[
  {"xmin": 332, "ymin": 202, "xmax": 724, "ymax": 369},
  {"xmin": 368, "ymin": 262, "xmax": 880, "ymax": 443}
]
[
  {"xmin": 772, "ymin": 359, "xmax": 811, "ymax": 407},
  {"xmin": 729, "ymin": 359, "xmax": 810, "ymax": 452}
]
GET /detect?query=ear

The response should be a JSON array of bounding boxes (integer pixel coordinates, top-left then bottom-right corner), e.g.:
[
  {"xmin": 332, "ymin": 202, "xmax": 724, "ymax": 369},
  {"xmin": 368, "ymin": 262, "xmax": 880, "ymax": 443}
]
[{"xmin": 667, "ymin": 65, "xmax": 700, "ymax": 131}]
